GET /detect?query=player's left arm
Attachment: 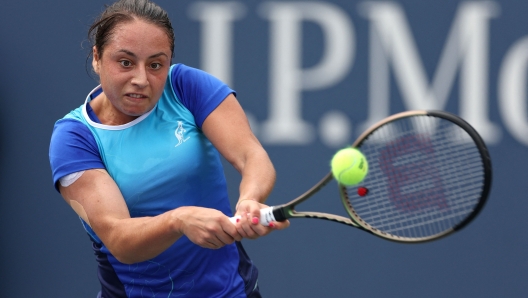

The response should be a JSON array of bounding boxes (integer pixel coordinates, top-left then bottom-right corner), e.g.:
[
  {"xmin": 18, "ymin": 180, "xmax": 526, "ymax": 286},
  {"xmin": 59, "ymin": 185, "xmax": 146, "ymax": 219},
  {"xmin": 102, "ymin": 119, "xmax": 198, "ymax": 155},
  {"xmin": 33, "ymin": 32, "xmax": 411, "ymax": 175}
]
[{"xmin": 202, "ymin": 94, "xmax": 289, "ymax": 238}]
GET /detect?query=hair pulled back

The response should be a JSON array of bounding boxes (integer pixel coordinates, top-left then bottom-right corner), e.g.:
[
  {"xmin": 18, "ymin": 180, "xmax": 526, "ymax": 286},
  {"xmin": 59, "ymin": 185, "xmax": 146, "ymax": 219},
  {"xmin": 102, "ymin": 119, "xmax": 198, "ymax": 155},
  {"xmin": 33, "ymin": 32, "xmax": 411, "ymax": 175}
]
[{"xmin": 88, "ymin": 0, "xmax": 174, "ymax": 59}]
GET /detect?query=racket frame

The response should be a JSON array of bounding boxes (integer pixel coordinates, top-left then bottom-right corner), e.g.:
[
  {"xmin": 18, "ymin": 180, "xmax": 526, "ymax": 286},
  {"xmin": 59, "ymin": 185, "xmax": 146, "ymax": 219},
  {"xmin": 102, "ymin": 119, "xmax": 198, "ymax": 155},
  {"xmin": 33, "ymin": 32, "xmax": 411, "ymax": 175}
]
[
  {"xmin": 262, "ymin": 110, "xmax": 491, "ymax": 243},
  {"xmin": 339, "ymin": 110, "xmax": 492, "ymax": 242}
]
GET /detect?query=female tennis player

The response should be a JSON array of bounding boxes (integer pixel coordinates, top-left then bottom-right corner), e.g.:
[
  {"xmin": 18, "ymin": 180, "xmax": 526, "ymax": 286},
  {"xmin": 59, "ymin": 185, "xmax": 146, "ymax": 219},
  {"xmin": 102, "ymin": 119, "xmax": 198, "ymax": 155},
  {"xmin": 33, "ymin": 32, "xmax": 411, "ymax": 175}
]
[{"xmin": 49, "ymin": 0, "xmax": 288, "ymax": 297}]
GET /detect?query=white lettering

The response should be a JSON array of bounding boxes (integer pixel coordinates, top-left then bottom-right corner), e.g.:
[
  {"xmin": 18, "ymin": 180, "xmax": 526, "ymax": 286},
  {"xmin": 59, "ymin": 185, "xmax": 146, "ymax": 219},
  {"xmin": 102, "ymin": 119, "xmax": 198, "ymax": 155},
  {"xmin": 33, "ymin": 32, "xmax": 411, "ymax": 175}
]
[
  {"xmin": 499, "ymin": 36, "xmax": 528, "ymax": 146},
  {"xmin": 188, "ymin": 2, "xmax": 246, "ymax": 86},
  {"xmin": 360, "ymin": 1, "xmax": 500, "ymax": 143},
  {"xmin": 259, "ymin": 2, "xmax": 355, "ymax": 144}
]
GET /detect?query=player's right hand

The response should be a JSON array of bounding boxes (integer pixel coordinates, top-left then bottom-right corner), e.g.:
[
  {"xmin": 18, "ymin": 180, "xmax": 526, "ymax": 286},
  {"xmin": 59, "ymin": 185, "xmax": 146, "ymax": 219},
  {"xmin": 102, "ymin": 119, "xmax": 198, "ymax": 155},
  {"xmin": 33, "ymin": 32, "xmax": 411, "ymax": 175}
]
[{"xmin": 175, "ymin": 206, "xmax": 242, "ymax": 249}]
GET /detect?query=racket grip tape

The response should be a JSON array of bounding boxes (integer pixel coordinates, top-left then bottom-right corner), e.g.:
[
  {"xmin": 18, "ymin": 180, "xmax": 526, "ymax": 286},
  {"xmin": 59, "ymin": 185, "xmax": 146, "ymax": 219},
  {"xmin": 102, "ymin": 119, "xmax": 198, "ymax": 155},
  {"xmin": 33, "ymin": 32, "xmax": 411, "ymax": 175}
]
[{"xmin": 229, "ymin": 206, "xmax": 282, "ymax": 226}]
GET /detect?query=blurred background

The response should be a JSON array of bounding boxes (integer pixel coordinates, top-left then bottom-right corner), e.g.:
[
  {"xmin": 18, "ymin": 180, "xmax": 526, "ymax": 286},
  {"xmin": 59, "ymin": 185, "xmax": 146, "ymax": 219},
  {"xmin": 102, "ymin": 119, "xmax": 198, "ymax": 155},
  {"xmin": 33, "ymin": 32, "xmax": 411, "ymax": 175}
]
[{"xmin": 1, "ymin": 0, "xmax": 527, "ymax": 297}]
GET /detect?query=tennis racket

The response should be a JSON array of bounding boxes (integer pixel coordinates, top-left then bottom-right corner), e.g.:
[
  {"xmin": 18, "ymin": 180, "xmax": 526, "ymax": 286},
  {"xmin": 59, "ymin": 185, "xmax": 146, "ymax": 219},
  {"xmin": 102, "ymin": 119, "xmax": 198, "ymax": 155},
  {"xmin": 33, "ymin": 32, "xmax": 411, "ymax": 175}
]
[{"xmin": 231, "ymin": 110, "xmax": 492, "ymax": 243}]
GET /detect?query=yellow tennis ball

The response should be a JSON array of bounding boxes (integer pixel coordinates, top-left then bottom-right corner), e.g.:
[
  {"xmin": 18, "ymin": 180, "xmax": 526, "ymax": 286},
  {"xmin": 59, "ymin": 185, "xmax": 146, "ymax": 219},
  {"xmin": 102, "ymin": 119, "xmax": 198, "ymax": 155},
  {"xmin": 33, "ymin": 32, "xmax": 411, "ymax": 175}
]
[{"xmin": 331, "ymin": 148, "xmax": 369, "ymax": 186}]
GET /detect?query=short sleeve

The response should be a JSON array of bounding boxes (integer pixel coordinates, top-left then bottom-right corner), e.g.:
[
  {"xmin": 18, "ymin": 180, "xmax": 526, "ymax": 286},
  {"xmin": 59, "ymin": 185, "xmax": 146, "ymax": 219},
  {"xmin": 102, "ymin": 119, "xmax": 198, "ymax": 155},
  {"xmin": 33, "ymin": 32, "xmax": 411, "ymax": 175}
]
[
  {"xmin": 49, "ymin": 118, "xmax": 105, "ymax": 192},
  {"xmin": 170, "ymin": 64, "xmax": 236, "ymax": 127}
]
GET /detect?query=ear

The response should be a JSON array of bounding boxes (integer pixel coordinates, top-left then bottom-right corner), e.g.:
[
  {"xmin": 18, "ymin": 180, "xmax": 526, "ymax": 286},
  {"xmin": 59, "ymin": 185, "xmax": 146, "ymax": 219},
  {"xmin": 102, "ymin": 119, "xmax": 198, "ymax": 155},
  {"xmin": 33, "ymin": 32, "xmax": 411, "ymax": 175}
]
[{"xmin": 92, "ymin": 46, "xmax": 101, "ymax": 75}]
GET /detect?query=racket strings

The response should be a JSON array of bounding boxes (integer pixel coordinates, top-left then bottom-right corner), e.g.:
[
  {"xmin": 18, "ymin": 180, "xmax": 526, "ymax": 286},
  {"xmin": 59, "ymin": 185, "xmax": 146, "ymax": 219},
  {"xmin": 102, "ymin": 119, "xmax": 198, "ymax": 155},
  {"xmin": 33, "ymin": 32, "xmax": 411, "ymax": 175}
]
[{"xmin": 346, "ymin": 115, "xmax": 485, "ymax": 239}]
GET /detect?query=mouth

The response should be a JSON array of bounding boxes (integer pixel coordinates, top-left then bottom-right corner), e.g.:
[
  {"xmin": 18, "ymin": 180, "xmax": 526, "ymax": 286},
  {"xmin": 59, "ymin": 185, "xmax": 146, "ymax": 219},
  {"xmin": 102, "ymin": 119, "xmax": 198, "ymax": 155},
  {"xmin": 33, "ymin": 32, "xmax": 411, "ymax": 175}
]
[{"xmin": 125, "ymin": 93, "xmax": 148, "ymax": 101}]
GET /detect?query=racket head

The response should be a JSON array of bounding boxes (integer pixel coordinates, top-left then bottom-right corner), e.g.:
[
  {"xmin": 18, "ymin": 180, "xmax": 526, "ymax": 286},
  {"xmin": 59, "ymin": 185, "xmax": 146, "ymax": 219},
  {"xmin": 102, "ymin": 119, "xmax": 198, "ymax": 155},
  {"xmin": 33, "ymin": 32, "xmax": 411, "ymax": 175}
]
[{"xmin": 340, "ymin": 110, "xmax": 492, "ymax": 242}]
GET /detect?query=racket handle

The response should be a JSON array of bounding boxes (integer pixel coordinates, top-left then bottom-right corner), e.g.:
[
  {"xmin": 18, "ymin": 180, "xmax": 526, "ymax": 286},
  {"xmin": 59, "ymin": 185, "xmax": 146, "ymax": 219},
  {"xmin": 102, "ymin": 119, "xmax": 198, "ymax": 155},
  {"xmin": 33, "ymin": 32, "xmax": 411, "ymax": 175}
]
[{"xmin": 229, "ymin": 206, "xmax": 276, "ymax": 226}]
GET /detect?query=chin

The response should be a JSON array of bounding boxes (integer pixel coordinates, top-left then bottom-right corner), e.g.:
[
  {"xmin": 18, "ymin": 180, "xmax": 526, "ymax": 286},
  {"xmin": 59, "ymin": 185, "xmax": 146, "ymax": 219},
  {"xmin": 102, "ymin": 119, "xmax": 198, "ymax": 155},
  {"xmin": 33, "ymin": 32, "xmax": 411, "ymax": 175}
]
[{"xmin": 126, "ymin": 106, "xmax": 154, "ymax": 117}]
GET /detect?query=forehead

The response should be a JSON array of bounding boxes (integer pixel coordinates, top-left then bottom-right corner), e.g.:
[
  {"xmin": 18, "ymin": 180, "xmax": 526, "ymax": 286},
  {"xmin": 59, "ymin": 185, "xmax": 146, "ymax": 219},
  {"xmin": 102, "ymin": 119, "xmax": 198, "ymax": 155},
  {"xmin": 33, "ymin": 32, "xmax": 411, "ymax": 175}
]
[{"xmin": 105, "ymin": 19, "xmax": 171, "ymax": 56}]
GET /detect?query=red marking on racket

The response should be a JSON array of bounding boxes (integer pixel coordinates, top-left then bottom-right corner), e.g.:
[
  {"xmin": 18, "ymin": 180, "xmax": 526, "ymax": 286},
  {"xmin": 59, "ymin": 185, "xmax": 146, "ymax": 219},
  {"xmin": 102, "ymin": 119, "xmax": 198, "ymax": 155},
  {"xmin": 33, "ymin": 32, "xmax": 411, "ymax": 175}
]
[{"xmin": 358, "ymin": 187, "xmax": 369, "ymax": 196}]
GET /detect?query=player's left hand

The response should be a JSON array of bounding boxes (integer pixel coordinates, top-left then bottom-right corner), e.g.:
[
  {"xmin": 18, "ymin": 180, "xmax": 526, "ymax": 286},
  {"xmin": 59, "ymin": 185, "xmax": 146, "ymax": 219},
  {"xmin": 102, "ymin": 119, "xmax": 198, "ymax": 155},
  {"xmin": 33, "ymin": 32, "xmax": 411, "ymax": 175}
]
[{"xmin": 234, "ymin": 200, "xmax": 290, "ymax": 239}]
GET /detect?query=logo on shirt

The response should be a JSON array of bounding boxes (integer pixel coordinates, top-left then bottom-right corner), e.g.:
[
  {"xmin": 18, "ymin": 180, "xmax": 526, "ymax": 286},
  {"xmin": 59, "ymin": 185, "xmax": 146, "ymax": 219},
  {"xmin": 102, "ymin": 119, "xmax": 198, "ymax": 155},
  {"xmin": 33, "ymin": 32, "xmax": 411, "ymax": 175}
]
[{"xmin": 175, "ymin": 121, "xmax": 190, "ymax": 147}]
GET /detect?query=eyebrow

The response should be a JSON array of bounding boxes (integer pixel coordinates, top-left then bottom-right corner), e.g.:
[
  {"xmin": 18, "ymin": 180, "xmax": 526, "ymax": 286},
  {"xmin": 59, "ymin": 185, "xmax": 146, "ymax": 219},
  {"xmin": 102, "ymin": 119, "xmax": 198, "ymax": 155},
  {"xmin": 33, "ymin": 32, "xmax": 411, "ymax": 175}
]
[{"xmin": 117, "ymin": 49, "xmax": 169, "ymax": 59}]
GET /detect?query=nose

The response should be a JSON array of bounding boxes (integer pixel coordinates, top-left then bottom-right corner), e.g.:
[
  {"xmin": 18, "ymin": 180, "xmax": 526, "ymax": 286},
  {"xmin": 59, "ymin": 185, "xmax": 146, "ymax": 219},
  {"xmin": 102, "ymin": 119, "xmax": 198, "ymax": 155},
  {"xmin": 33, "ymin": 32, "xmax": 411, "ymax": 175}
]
[{"xmin": 131, "ymin": 66, "xmax": 149, "ymax": 88}]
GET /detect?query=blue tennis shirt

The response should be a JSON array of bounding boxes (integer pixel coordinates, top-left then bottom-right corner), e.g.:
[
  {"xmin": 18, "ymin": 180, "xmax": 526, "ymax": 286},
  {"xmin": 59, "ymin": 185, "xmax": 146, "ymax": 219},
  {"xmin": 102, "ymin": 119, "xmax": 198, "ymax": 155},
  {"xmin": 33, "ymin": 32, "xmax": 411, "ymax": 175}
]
[{"xmin": 49, "ymin": 64, "xmax": 260, "ymax": 297}]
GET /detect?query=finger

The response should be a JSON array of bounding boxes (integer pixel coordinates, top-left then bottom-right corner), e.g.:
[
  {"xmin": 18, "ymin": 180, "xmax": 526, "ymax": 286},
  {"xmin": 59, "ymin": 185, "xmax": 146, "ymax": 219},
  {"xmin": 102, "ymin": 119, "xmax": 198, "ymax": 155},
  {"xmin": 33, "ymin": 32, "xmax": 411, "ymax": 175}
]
[
  {"xmin": 249, "ymin": 210, "xmax": 261, "ymax": 223},
  {"xmin": 236, "ymin": 200, "xmax": 264, "ymax": 221},
  {"xmin": 251, "ymin": 223, "xmax": 272, "ymax": 237},
  {"xmin": 221, "ymin": 217, "xmax": 243, "ymax": 241},
  {"xmin": 245, "ymin": 215, "xmax": 274, "ymax": 238},
  {"xmin": 270, "ymin": 220, "xmax": 290, "ymax": 230},
  {"xmin": 205, "ymin": 232, "xmax": 234, "ymax": 249},
  {"xmin": 239, "ymin": 213, "xmax": 261, "ymax": 239},
  {"xmin": 213, "ymin": 228, "xmax": 237, "ymax": 245},
  {"xmin": 206, "ymin": 240, "xmax": 221, "ymax": 249}
]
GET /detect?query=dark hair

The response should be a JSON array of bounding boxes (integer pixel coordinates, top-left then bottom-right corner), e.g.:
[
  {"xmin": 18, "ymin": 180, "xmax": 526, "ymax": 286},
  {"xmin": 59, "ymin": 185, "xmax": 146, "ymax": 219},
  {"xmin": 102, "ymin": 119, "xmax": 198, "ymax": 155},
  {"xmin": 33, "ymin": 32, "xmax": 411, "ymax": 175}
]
[{"xmin": 88, "ymin": 0, "xmax": 174, "ymax": 60}]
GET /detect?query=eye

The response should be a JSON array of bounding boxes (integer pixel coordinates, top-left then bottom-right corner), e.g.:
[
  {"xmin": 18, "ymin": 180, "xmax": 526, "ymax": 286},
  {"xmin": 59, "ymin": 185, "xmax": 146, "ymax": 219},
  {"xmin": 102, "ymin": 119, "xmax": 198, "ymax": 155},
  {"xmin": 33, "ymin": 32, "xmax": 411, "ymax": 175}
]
[
  {"xmin": 120, "ymin": 60, "xmax": 132, "ymax": 67},
  {"xmin": 150, "ymin": 63, "xmax": 162, "ymax": 70}
]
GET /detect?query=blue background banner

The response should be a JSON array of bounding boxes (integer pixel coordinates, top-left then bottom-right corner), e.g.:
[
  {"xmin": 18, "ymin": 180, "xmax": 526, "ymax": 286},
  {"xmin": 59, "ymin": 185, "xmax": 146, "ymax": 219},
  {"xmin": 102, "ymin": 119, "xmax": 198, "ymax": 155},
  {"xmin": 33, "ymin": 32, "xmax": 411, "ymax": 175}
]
[{"xmin": 1, "ymin": 0, "xmax": 527, "ymax": 297}]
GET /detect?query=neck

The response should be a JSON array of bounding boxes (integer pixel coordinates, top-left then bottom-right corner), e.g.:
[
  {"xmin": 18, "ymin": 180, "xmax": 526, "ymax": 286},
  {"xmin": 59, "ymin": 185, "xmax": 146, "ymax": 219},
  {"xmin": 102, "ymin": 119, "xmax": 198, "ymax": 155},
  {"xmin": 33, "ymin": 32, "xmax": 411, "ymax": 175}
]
[{"xmin": 90, "ymin": 92, "xmax": 138, "ymax": 125}]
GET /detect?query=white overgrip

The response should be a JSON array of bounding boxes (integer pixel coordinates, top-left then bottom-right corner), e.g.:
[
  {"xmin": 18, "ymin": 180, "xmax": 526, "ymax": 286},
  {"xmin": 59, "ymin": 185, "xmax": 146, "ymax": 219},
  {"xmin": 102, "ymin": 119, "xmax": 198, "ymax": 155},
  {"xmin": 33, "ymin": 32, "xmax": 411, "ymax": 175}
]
[{"xmin": 229, "ymin": 206, "xmax": 276, "ymax": 226}]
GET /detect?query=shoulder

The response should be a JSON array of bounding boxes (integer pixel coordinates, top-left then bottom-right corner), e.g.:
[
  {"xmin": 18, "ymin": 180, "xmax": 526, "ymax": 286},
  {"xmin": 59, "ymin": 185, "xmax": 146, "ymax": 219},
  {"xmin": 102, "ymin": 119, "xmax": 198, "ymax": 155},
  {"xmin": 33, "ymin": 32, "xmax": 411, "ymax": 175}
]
[
  {"xmin": 52, "ymin": 118, "xmax": 93, "ymax": 144},
  {"xmin": 169, "ymin": 63, "xmax": 222, "ymax": 90},
  {"xmin": 49, "ymin": 118, "xmax": 104, "ymax": 191},
  {"xmin": 168, "ymin": 64, "xmax": 236, "ymax": 127},
  {"xmin": 50, "ymin": 118, "xmax": 100, "ymax": 163},
  {"xmin": 170, "ymin": 63, "xmax": 205, "ymax": 79}
]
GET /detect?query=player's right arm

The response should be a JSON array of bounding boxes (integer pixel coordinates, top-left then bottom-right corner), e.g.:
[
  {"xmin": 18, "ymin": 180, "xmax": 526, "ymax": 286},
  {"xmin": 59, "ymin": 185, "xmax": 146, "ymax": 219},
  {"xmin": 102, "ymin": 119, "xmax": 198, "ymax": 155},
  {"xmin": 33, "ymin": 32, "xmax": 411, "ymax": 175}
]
[{"xmin": 59, "ymin": 169, "xmax": 242, "ymax": 264}]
